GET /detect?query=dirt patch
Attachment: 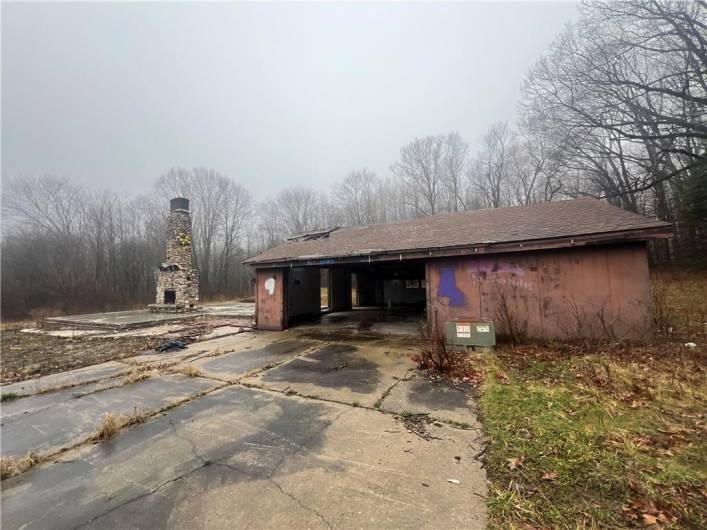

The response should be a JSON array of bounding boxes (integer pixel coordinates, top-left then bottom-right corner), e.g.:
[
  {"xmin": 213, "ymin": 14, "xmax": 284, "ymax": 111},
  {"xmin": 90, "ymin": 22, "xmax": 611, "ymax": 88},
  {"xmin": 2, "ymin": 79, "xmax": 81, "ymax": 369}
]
[
  {"xmin": 396, "ymin": 413, "xmax": 437, "ymax": 441},
  {"xmin": 1, "ymin": 317, "xmax": 249, "ymax": 384},
  {"xmin": 0, "ymin": 329, "xmax": 156, "ymax": 384}
]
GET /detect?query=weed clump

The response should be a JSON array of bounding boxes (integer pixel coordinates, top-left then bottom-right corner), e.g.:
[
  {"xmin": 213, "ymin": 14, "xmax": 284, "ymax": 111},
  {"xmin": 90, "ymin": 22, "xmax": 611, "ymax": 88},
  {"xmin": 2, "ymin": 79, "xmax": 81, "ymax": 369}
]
[
  {"xmin": 0, "ymin": 453, "xmax": 42, "ymax": 479},
  {"xmin": 180, "ymin": 366, "xmax": 202, "ymax": 378},
  {"xmin": 92, "ymin": 412, "xmax": 120, "ymax": 441},
  {"xmin": 91, "ymin": 408, "xmax": 148, "ymax": 442},
  {"xmin": 417, "ymin": 320, "xmax": 455, "ymax": 371},
  {"xmin": 1, "ymin": 392, "xmax": 21, "ymax": 402},
  {"xmin": 121, "ymin": 368, "xmax": 151, "ymax": 386}
]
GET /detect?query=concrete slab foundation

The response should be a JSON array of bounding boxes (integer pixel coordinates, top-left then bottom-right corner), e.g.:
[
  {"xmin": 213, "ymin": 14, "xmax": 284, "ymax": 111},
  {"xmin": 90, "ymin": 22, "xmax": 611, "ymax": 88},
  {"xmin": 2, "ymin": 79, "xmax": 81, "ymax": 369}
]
[
  {"xmin": 0, "ymin": 362, "xmax": 130, "ymax": 397},
  {"xmin": 1, "ymin": 373, "xmax": 220, "ymax": 458},
  {"xmin": 248, "ymin": 340, "xmax": 416, "ymax": 408},
  {"xmin": 1, "ymin": 386, "xmax": 486, "ymax": 530},
  {"xmin": 185, "ymin": 339, "xmax": 322, "ymax": 381},
  {"xmin": 379, "ymin": 373, "xmax": 481, "ymax": 426},
  {"xmin": 44, "ymin": 302, "xmax": 255, "ymax": 330}
]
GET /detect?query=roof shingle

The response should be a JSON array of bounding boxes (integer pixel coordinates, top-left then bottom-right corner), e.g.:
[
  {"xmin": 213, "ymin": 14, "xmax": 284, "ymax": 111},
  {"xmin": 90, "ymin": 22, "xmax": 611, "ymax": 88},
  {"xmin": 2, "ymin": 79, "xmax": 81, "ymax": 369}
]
[{"xmin": 245, "ymin": 198, "xmax": 670, "ymax": 265}]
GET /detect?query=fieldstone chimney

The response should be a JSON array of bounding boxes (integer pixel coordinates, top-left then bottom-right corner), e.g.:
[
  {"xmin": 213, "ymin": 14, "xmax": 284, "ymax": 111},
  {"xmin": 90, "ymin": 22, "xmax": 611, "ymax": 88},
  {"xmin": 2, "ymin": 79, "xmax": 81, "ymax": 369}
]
[{"xmin": 148, "ymin": 197, "xmax": 199, "ymax": 313}]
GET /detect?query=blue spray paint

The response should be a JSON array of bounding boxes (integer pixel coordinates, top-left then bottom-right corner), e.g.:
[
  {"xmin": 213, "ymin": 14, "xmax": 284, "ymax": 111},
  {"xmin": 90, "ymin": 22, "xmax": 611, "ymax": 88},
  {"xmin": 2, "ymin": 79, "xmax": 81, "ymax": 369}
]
[{"xmin": 438, "ymin": 267, "xmax": 465, "ymax": 307}]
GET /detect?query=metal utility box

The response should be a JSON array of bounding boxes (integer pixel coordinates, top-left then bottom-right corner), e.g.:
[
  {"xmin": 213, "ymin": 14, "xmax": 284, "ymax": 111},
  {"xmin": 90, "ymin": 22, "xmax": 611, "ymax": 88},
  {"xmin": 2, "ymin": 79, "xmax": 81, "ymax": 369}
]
[{"xmin": 445, "ymin": 318, "xmax": 496, "ymax": 349}]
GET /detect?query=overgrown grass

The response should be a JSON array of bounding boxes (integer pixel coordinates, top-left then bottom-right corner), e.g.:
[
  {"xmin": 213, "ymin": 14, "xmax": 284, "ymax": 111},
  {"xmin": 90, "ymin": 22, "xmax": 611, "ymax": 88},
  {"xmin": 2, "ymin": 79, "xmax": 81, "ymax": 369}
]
[
  {"xmin": 652, "ymin": 271, "xmax": 707, "ymax": 341},
  {"xmin": 477, "ymin": 342, "xmax": 706, "ymax": 529}
]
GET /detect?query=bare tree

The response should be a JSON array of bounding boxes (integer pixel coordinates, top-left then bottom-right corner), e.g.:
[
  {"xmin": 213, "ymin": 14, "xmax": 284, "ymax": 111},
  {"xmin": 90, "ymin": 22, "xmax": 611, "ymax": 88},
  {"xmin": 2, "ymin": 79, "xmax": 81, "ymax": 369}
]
[
  {"xmin": 333, "ymin": 169, "xmax": 384, "ymax": 225},
  {"xmin": 469, "ymin": 122, "xmax": 514, "ymax": 208},
  {"xmin": 522, "ymin": 0, "xmax": 706, "ymax": 220},
  {"xmin": 276, "ymin": 187, "xmax": 319, "ymax": 236},
  {"xmin": 441, "ymin": 132, "xmax": 470, "ymax": 211},
  {"xmin": 391, "ymin": 135, "xmax": 446, "ymax": 215},
  {"xmin": 392, "ymin": 133, "xmax": 472, "ymax": 215}
]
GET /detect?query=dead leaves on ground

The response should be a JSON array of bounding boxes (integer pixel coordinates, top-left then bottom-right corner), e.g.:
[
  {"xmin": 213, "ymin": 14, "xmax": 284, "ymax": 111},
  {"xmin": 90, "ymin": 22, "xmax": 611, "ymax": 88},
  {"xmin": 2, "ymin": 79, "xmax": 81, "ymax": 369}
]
[{"xmin": 623, "ymin": 497, "xmax": 677, "ymax": 527}]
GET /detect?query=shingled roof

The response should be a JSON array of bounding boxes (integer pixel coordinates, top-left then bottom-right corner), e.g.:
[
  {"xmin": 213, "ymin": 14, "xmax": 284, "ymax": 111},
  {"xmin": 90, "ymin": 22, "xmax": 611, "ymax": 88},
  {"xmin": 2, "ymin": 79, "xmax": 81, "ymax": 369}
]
[{"xmin": 245, "ymin": 198, "xmax": 671, "ymax": 266}]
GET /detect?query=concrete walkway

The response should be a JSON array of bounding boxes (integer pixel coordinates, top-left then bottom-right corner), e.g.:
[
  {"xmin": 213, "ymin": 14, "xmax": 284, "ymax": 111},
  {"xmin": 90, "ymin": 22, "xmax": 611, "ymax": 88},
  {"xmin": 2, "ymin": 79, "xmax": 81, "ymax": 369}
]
[{"xmin": 1, "ymin": 327, "xmax": 486, "ymax": 529}]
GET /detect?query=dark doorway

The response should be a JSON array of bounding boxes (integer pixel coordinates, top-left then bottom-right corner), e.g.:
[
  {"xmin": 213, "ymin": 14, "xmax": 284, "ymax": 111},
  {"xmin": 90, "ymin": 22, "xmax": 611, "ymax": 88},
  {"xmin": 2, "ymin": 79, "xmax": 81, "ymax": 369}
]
[
  {"xmin": 164, "ymin": 290, "xmax": 176, "ymax": 304},
  {"xmin": 351, "ymin": 272, "xmax": 359, "ymax": 308},
  {"xmin": 320, "ymin": 268, "xmax": 330, "ymax": 311}
]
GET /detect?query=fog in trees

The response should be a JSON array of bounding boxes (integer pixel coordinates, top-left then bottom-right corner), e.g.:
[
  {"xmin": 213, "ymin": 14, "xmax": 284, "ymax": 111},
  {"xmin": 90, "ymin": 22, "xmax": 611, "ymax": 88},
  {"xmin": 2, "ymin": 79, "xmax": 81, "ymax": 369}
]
[{"xmin": 2, "ymin": 0, "xmax": 704, "ymax": 318}]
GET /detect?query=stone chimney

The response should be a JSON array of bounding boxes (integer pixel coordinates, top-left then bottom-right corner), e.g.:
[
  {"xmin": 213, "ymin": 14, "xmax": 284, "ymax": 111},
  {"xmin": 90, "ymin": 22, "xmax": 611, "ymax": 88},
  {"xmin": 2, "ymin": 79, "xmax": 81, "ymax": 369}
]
[{"xmin": 148, "ymin": 197, "xmax": 199, "ymax": 313}]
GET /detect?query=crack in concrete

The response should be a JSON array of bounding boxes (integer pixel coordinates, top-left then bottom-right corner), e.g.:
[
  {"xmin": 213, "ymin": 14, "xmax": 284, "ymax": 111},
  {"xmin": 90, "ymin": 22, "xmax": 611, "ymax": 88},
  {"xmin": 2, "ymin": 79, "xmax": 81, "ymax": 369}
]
[
  {"xmin": 72, "ymin": 459, "xmax": 212, "ymax": 530},
  {"xmin": 269, "ymin": 475, "xmax": 333, "ymax": 529},
  {"xmin": 374, "ymin": 367, "xmax": 416, "ymax": 409},
  {"xmin": 70, "ymin": 390, "xmax": 339, "ymax": 530}
]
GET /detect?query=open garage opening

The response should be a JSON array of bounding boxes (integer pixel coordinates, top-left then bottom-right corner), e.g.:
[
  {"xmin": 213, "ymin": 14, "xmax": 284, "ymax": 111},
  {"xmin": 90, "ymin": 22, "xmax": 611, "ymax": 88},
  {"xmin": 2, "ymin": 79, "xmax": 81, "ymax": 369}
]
[{"xmin": 284, "ymin": 260, "xmax": 427, "ymax": 335}]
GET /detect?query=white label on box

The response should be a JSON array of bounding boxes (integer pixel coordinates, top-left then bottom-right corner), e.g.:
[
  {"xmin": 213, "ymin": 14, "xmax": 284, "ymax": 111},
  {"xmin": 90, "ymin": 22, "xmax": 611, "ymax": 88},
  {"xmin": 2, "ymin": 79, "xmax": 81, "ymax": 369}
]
[
  {"xmin": 476, "ymin": 324, "xmax": 490, "ymax": 333},
  {"xmin": 456, "ymin": 323, "xmax": 471, "ymax": 338}
]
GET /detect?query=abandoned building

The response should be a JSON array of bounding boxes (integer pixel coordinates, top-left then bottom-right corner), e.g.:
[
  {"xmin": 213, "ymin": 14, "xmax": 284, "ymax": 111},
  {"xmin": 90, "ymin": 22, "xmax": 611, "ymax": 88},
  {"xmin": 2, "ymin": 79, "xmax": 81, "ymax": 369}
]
[
  {"xmin": 245, "ymin": 198, "xmax": 672, "ymax": 341},
  {"xmin": 148, "ymin": 197, "xmax": 199, "ymax": 313}
]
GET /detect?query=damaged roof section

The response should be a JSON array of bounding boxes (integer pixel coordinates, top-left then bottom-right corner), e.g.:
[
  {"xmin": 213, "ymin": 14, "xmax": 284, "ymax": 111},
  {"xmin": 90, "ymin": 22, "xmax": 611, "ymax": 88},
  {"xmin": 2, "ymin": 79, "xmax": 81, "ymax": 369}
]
[
  {"xmin": 245, "ymin": 198, "xmax": 672, "ymax": 266},
  {"xmin": 286, "ymin": 226, "xmax": 340, "ymax": 242}
]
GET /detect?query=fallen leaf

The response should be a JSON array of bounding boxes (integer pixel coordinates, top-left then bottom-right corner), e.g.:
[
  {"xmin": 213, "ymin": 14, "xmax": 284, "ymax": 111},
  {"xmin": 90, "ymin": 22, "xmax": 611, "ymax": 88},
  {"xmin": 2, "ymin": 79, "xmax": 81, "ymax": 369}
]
[
  {"xmin": 507, "ymin": 456, "xmax": 524, "ymax": 470},
  {"xmin": 641, "ymin": 513, "xmax": 658, "ymax": 525},
  {"xmin": 541, "ymin": 471, "xmax": 558, "ymax": 481}
]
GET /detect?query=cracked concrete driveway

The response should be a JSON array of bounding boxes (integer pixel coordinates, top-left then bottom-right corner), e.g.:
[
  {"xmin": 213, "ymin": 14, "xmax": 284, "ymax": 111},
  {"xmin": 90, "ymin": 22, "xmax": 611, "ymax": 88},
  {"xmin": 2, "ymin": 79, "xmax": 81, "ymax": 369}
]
[{"xmin": 1, "ymin": 327, "xmax": 486, "ymax": 529}]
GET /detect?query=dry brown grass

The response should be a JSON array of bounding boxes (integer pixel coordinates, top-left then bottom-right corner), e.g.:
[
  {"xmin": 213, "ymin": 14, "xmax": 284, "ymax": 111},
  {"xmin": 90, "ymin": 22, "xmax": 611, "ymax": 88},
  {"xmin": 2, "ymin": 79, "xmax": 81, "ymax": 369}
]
[
  {"xmin": 0, "ymin": 452, "xmax": 42, "ymax": 480},
  {"xmin": 91, "ymin": 412, "xmax": 120, "ymax": 441},
  {"xmin": 122, "ymin": 408, "xmax": 148, "ymax": 428},
  {"xmin": 90, "ymin": 408, "xmax": 149, "ymax": 443},
  {"xmin": 179, "ymin": 365, "xmax": 203, "ymax": 377},
  {"xmin": 120, "ymin": 368, "xmax": 152, "ymax": 386},
  {"xmin": 652, "ymin": 271, "xmax": 707, "ymax": 341}
]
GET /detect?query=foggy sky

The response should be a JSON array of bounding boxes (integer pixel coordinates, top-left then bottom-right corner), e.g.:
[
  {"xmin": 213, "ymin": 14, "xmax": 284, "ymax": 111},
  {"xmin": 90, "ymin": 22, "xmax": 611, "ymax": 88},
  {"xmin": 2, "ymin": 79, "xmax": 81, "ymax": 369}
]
[{"xmin": 2, "ymin": 2, "xmax": 578, "ymax": 199}]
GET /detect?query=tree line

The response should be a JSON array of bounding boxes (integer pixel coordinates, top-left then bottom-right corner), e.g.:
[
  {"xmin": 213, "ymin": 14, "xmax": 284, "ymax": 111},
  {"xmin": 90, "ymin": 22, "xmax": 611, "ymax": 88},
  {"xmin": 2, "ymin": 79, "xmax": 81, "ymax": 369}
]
[{"xmin": 2, "ymin": 0, "xmax": 704, "ymax": 318}]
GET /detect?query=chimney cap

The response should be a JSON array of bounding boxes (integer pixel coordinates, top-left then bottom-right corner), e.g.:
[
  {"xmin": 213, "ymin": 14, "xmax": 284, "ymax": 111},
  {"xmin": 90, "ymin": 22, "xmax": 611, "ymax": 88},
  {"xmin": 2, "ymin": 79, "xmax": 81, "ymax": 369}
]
[{"xmin": 170, "ymin": 197, "xmax": 190, "ymax": 211}]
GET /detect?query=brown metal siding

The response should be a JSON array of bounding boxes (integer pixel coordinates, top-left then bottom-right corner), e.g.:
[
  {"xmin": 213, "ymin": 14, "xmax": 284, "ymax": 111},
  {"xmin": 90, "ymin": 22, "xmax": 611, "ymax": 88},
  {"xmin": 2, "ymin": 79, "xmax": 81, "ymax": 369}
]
[
  {"xmin": 428, "ymin": 244, "xmax": 652, "ymax": 341},
  {"xmin": 255, "ymin": 268, "xmax": 287, "ymax": 330}
]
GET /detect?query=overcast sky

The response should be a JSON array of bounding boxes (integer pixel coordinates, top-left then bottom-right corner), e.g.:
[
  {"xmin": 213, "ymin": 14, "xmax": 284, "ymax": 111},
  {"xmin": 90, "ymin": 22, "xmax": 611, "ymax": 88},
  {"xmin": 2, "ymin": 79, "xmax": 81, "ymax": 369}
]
[{"xmin": 2, "ymin": 1, "xmax": 578, "ymax": 199}]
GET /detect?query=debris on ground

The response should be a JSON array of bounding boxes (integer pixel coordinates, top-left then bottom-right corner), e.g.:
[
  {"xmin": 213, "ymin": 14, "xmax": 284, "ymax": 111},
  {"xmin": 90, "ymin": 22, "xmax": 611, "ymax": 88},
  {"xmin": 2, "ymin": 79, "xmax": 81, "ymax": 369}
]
[
  {"xmin": 0, "ymin": 328, "xmax": 159, "ymax": 383},
  {"xmin": 397, "ymin": 413, "xmax": 436, "ymax": 441},
  {"xmin": 156, "ymin": 339, "xmax": 186, "ymax": 353},
  {"xmin": 1, "ymin": 314, "xmax": 253, "ymax": 383},
  {"xmin": 447, "ymin": 478, "xmax": 461, "ymax": 485}
]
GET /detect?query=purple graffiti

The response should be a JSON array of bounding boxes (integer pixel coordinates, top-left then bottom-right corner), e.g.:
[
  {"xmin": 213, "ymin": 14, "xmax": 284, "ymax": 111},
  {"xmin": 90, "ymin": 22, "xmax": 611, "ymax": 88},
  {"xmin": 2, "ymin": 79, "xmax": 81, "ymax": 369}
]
[{"xmin": 438, "ymin": 267, "xmax": 465, "ymax": 307}]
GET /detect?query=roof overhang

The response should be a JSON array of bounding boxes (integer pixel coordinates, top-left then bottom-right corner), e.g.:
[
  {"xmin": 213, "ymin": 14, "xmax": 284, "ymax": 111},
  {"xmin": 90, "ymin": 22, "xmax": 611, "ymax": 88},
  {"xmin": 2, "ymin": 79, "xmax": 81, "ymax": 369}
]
[{"xmin": 245, "ymin": 225, "xmax": 672, "ymax": 269}]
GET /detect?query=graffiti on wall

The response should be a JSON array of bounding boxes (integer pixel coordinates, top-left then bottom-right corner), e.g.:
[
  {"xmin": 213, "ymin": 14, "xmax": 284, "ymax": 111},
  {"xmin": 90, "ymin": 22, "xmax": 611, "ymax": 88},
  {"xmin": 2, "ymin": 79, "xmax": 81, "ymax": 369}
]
[
  {"xmin": 264, "ymin": 277, "xmax": 276, "ymax": 295},
  {"xmin": 438, "ymin": 267, "xmax": 466, "ymax": 307}
]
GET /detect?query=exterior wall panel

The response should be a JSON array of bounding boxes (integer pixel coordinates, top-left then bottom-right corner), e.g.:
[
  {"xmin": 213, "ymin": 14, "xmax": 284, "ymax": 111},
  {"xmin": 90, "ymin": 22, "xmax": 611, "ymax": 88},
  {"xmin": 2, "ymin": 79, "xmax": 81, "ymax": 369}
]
[
  {"xmin": 255, "ymin": 268, "xmax": 286, "ymax": 330},
  {"xmin": 428, "ymin": 244, "xmax": 652, "ymax": 341}
]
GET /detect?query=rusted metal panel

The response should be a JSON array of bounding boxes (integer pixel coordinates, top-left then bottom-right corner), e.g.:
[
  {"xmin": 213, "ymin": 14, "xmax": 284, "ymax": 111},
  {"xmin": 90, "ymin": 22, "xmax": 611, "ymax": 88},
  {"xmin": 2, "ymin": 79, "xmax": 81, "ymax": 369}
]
[
  {"xmin": 255, "ymin": 268, "xmax": 287, "ymax": 330},
  {"xmin": 428, "ymin": 243, "xmax": 652, "ymax": 341}
]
